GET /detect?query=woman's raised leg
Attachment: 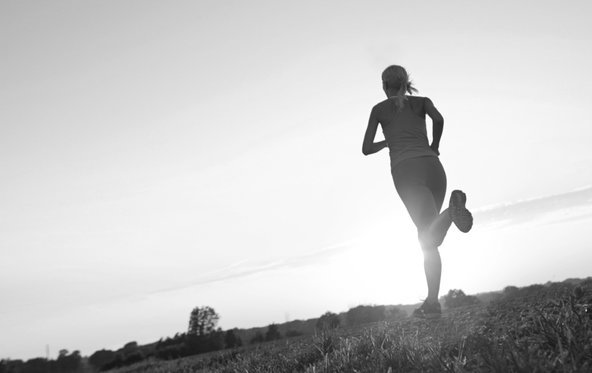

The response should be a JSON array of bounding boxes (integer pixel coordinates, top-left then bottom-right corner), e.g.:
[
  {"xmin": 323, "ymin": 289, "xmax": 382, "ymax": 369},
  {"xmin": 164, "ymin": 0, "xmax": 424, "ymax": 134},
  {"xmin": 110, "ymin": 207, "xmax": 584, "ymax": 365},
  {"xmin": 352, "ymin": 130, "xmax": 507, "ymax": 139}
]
[{"xmin": 419, "ymin": 208, "xmax": 452, "ymax": 248}]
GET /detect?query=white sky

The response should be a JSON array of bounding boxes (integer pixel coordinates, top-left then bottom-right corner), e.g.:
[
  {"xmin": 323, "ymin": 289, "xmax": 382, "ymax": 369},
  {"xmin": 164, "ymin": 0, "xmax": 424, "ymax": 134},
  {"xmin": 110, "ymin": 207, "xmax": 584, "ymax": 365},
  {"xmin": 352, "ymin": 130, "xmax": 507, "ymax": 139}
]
[{"xmin": 2, "ymin": 0, "xmax": 592, "ymax": 360}]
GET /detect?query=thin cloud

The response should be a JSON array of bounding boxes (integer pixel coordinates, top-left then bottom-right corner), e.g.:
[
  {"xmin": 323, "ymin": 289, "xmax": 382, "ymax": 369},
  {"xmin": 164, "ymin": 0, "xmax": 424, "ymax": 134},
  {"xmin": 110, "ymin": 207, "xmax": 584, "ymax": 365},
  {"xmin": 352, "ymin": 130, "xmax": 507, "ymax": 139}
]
[
  {"xmin": 149, "ymin": 241, "xmax": 354, "ymax": 295},
  {"xmin": 543, "ymin": 211, "xmax": 592, "ymax": 226},
  {"xmin": 473, "ymin": 186, "xmax": 592, "ymax": 229}
]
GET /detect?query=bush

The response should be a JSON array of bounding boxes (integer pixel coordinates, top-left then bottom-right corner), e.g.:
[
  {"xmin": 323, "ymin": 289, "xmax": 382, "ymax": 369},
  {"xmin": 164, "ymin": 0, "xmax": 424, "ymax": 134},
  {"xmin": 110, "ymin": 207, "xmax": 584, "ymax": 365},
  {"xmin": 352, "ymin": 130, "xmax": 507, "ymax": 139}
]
[
  {"xmin": 443, "ymin": 289, "xmax": 480, "ymax": 309},
  {"xmin": 224, "ymin": 328, "xmax": 243, "ymax": 348},
  {"xmin": 185, "ymin": 330, "xmax": 225, "ymax": 355},
  {"xmin": 346, "ymin": 305, "xmax": 386, "ymax": 326},
  {"xmin": 286, "ymin": 330, "xmax": 304, "ymax": 337},
  {"xmin": 385, "ymin": 307, "xmax": 405, "ymax": 320},
  {"xmin": 250, "ymin": 332, "xmax": 265, "ymax": 344},
  {"xmin": 265, "ymin": 324, "xmax": 282, "ymax": 341},
  {"xmin": 154, "ymin": 344, "xmax": 184, "ymax": 360},
  {"xmin": 88, "ymin": 349, "xmax": 116, "ymax": 370},
  {"xmin": 316, "ymin": 312, "xmax": 341, "ymax": 331},
  {"xmin": 503, "ymin": 285, "xmax": 520, "ymax": 298}
]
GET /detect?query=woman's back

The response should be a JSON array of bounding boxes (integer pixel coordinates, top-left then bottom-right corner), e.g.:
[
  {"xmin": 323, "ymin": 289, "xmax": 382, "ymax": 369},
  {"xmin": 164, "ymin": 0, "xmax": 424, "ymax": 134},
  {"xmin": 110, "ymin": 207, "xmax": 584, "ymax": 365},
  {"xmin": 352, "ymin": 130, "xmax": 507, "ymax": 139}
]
[{"xmin": 373, "ymin": 96, "xmax": 437, "ymax": 170}]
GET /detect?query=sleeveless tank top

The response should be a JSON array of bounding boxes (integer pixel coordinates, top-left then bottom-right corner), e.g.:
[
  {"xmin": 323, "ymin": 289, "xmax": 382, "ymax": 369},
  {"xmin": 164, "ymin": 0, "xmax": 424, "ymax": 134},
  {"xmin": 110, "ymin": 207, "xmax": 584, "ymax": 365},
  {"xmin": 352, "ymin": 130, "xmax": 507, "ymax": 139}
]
[{"xmin": 376, "ymin": 96, "xmax": 438, "ymax": 171}]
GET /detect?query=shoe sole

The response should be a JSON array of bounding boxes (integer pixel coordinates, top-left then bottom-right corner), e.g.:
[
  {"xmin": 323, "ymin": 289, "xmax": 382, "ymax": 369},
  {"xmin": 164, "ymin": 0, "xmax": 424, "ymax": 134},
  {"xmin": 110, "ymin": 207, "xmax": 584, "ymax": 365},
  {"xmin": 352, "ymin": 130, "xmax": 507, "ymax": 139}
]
[{"xmin": 450, "ymin": 190, "xmax": 473, "ymax": 233}]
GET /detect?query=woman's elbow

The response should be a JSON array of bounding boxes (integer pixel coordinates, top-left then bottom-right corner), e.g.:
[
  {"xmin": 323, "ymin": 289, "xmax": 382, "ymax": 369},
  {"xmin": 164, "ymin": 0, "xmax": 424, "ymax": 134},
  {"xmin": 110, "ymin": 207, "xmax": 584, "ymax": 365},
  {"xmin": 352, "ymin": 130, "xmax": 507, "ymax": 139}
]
[
  {"xmin": 432, "ymin": 118, "xmax": 444, "ymax": 130},
  {"xmin": 362, "ymin": 144, "xmax": 369, "ymax": 155}
]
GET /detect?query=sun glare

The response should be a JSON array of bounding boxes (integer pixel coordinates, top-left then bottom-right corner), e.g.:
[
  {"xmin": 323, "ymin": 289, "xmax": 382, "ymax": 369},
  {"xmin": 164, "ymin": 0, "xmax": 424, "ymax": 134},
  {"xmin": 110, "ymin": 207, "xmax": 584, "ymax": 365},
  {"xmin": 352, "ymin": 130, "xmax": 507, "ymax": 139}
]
[{"xmin": 335, "ymin": 217, "xmax": 426, "ymax": 306}]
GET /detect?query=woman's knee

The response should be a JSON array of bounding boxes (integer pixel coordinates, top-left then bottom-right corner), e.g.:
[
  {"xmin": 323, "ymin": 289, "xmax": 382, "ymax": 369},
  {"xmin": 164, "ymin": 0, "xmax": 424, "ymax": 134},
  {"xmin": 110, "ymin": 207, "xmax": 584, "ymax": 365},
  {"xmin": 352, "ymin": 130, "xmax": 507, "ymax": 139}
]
[
  {"xmin": 420, "ymin": 243, "xmax": 439, "ymax": 259},
  {"xmin": 418, "ymin": 230, "xmax": 442, "ymax": 251}
]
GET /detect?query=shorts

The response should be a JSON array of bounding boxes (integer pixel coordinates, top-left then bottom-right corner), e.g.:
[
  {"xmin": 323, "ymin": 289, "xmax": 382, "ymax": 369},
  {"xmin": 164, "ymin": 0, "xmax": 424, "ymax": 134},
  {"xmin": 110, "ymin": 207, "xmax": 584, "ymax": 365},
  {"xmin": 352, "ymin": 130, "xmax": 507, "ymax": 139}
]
[{"xmin": 391, "ymin": 155, "xmax": 447, "ymax": 233}]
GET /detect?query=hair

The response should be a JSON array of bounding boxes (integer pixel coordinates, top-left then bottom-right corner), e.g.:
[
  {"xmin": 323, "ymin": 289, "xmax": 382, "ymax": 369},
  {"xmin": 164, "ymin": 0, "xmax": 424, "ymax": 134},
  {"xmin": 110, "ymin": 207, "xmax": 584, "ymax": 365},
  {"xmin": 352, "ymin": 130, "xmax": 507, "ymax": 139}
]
[{"xmin": 381, "ymin": 65, "xmax": 418, "ymax": 111}]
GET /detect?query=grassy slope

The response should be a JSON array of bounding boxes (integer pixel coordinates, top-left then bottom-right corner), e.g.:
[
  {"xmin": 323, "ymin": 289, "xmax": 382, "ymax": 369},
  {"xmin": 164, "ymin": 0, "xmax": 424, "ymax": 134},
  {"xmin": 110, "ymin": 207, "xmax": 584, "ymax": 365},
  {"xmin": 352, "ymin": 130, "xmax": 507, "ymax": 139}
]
[{"xmin": 108, "ymin": 280, "xmax": 592, "ymax": 373}]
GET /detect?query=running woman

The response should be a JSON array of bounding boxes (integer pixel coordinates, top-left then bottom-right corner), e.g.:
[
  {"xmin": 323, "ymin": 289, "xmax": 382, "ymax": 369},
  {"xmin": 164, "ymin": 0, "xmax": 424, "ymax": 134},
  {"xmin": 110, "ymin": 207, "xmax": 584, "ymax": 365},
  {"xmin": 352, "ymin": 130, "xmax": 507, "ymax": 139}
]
[{"xmin": 362, "ymin": 65, "xmax": 473, "ymax": 318}]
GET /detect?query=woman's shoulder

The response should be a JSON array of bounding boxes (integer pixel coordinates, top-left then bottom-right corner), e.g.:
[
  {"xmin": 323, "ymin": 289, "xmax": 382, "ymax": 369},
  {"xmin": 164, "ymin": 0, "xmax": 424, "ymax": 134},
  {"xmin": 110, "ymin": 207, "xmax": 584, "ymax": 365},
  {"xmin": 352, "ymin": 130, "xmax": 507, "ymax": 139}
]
[
  {"xmin": 370, "ymin": 99, "xmax": 390, "ymax": 116},
  {"xmin": 373, "ymin": 98, "xmax": 390, "ymax": 108},
  {"xmin": 371, "ymin": 96, "xmax": 429, "ymax": 113},
  {"xmin": 376, "ymin": 95, "xmax": 428, "ymax": 103},
  {"xmin": 408, "ymin": 95, "xmax": 428, "ymax": 102},
  {"xmin": 408, "ymin": 95, "xmax": 431, "ymax": 109}
]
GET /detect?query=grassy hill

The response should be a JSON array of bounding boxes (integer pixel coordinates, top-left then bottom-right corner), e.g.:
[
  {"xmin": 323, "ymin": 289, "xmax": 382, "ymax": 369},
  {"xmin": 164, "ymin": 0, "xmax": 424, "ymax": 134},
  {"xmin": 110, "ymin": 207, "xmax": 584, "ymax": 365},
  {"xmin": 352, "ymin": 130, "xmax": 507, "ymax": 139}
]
[
  {"xmin": 232, "ymin": 288, "xmax": 506, "ymax": 346},
  {"xmin": 103, "ymin": 278, "xmax": 592, "ymax": 373}
]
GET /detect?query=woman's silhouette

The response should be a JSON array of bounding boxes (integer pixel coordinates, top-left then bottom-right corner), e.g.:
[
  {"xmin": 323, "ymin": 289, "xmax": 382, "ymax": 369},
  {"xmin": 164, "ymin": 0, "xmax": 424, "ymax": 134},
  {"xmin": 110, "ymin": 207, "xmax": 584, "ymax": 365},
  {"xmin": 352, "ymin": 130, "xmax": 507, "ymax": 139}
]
[{"xmin": 362, "ymin": 65, "xmax": 473, "ymax": 318}]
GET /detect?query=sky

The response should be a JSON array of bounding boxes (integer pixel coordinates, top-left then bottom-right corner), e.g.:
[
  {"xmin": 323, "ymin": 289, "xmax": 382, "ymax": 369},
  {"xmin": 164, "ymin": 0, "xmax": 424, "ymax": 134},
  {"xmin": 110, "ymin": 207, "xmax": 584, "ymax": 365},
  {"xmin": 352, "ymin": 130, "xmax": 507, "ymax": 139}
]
[{"xmin": 1, "ymin": 0, "xmax": 592, "ymax": 361}]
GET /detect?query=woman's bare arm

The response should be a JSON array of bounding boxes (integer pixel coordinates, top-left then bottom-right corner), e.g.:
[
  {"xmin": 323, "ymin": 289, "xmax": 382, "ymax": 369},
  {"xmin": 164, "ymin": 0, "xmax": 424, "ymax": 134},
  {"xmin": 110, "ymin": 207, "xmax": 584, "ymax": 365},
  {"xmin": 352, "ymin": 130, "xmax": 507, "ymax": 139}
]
[
  {"xmin": 425, "ymin": 97, "xmax": 443, "ymax": 155},
  {"xmin": 362, "ymin": 107, "xmax": 388, "ymax": 156}
]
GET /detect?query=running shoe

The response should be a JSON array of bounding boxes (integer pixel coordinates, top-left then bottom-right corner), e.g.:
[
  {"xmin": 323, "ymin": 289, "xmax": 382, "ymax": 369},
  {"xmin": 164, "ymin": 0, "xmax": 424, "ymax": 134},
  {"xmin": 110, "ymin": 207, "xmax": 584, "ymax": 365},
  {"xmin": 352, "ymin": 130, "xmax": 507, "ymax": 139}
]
[
  {"xmin": 412, "ymin": 300, "xmax": 442, "ymax": 319},
  {"xmin": 449, "ymin": 190, "xmax": 473, "ymax": 233}
]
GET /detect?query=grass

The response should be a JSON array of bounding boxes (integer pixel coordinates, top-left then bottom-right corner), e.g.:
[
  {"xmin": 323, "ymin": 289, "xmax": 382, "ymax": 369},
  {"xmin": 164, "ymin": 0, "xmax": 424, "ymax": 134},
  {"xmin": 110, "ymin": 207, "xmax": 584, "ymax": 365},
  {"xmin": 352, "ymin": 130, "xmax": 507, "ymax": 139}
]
[{"xmin": 107, "ymin": 281, "xmax": 592, "ymax": 372}]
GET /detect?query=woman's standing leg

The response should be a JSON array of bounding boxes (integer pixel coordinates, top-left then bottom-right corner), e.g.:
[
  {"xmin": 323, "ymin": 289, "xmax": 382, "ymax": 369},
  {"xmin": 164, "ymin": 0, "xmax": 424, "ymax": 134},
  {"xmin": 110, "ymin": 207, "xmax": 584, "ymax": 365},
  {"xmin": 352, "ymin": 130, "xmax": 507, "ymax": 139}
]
[
  {"xmin": 421, "ymin": 157, "xmax": 449, "ymax": 304},
  {"xmin": 394, "ymin": 157, "xmax": 449, "ymax": 305},
  {"xmin": 396, "ymin": 185, "xmax": 446, "ymax": 304}
]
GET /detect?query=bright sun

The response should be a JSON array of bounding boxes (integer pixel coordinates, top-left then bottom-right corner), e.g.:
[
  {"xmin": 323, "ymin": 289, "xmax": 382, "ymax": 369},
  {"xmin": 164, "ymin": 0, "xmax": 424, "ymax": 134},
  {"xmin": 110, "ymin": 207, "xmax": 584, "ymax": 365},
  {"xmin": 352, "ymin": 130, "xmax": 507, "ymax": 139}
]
[{"xmin": 330, "ymin": 217, "xmax": 427, "ymax": 307}]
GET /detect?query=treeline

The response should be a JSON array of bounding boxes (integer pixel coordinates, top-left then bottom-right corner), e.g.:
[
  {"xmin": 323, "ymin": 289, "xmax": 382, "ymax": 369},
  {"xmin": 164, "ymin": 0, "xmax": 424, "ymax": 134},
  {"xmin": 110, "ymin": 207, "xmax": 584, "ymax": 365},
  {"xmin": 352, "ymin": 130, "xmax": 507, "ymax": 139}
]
[
  {"xmin": 0, "ymin": 303, "xmax": 406, "ymax": 373},
  {"xmin": 7, "ymin": 279, "xmax": 587, "ymax": 373},
  {"xmin": 0, "ymin": 350, "xmax": 82, "ymax": 373},
  {"xmin": 84, "ymin": 306, "xmax": 242, "ymax": 371}
]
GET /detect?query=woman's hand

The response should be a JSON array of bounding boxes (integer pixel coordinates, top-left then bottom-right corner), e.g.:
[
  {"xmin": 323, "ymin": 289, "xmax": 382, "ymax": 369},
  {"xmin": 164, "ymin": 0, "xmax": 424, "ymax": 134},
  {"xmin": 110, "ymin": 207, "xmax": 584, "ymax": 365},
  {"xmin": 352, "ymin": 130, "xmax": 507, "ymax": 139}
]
[{"xmin": 430, "ymin": 143, "xmax": 440, "ymax": 156}]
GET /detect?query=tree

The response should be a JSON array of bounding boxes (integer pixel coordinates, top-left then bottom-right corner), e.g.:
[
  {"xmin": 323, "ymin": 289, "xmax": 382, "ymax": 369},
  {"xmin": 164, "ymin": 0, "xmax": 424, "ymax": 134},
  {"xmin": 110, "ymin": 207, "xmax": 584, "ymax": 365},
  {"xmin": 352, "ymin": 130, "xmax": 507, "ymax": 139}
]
[
  {"xmin": 316, "ymin": 311, "xmax": 340, "ymax": 330},
  {"xmin": 265, "ymin": 323, "xmax": 281, "ymax": 341},
  {"xmin": 188, "ymin": 306, "xmax": 220, "ymax": 336},
  {"xmin": 56, "ymin": 350, "xmax": 81, "ymax": 373}
]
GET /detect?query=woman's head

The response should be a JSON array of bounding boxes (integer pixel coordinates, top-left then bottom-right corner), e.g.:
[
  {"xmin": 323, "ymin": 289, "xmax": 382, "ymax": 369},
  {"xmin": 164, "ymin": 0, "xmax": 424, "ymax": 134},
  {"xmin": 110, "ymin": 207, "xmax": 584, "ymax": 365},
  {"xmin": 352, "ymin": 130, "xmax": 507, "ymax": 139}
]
[
  {"xmin": 381, "ymin": 65, "xmax": 418, "ymax": 110},
  {"xmin": 381, "ymin": 65, "xmax": 417, "ymax": 95}
]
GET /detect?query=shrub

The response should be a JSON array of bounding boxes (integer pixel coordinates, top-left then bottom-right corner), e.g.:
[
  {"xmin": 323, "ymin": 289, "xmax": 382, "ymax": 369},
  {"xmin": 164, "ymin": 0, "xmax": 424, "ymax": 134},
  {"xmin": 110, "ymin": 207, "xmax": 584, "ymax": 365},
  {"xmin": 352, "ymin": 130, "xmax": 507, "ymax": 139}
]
[
  {"xmin": 88, "ymin": 349, "xmax": 116, "ymax": 370},
  {"xmin": 224, "ymin": 328, "xmax": 243, "ymax": 348},
  {"xmin": 286, "ymin": 330, "xmax": 304, "ymax": 337},
  {"xmin": 346, "ymin": 305, "xmax": 386, "ymax": 326},
  {"xmin": 443, "ymin": 289, "xmax": 480, "ymax": 309},
  {"xmin": 385, "ymin": 306, "xmax": 405, "ymax": 320},
  {"xmin": 316, "ymin": 311, "xmax": 341, "ymax": 330},
  {"xmin": 250, "ymin": 331, "xmax": 265, "ymax": 344},
  {"xmin": 265, "ymin": 323, "xmax": 282, "ymax": 341}
]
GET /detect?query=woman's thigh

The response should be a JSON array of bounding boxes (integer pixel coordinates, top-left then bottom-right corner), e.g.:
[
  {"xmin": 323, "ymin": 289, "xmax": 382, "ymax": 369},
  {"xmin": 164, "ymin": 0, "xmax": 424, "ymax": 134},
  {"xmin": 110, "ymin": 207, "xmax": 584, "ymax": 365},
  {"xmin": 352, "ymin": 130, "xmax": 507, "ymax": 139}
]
[
  {"xmin": 392, "ymin": 156, "xmax": 447, "ymax": 231},
  {"xmin": 396, "ymin": 184, "xmax": 439, "ymax": 231}
]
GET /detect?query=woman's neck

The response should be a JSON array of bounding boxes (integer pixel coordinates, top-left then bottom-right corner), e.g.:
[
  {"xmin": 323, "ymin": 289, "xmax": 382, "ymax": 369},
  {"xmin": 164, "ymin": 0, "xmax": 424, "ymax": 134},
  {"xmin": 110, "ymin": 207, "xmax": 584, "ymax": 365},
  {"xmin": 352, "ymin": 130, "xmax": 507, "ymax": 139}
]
[{"xmin": 385, "ymin": 89, "xmax": 406, "ymax": 98}]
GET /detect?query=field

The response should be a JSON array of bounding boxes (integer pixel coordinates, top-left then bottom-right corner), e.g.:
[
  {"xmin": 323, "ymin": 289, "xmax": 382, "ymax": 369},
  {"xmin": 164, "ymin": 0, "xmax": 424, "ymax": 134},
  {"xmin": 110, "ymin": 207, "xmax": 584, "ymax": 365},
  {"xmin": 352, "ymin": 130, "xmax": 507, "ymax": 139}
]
[{"xmin": 107, "ymin": 281, "xmax": 592, "ymax": 373}]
